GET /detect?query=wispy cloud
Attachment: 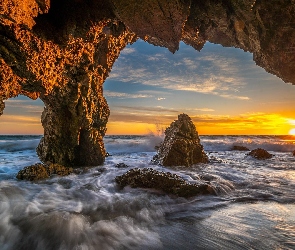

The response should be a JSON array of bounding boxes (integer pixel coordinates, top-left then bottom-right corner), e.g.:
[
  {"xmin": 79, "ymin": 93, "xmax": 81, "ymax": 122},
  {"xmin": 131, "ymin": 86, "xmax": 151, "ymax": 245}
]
[
  {"xmin": 107, "ymin": 47, "xmax": 250, "ymax": 100},
  {"xmin": 120, "ymin": 47, "xmax": 136, "ymax": 55},
  {"xmin": 157, "ymin": 97, "xmax": 166, "ymax": 101},
  {"xmin": 193, "ymin": 108, "xmax": 215, "ymax": 112},
  {"xmin": 104, "ymin": 90, "xmax": 152, "ymax": 99},
  {"xmin": 0, "ymin": 115, "xmax": 40, "ymax": 124}
]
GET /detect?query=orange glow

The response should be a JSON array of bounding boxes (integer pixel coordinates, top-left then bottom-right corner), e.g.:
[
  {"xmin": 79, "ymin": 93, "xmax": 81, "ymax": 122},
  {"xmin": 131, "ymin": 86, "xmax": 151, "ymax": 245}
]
[
  {"xmin": 106, "ymin": 122, "xmax": 157, "ymax": 135},
  {"xmin": 105, "ymin": 113, "xmax": 292, "ymax": 135},
  {"xmin": 0, "ymin": 112, "xmax": 293, "ymax": 135},
  {"xmin": 0, "ymin": 115, "xmax": 43, "ymax": 135}
]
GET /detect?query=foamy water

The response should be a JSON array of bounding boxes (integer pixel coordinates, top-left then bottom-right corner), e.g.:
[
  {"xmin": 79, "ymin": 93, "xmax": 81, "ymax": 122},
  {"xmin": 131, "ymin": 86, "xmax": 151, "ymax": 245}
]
[{"xmin": 0, "ymin": 135, "xmax": 295, "ymax": 249}]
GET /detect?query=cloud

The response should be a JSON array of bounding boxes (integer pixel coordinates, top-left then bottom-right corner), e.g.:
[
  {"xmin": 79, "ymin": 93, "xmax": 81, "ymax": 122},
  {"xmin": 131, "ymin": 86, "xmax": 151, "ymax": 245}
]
[
  {"xmin": 218, "ymin": 94, "xmax": 250, "ymax": 100},
  {"xmin": 0, "ymin": 115, "xmax": 40, "ymax": 124},
  {"xmin": 288, "ymin": 119, "xmax": 295, "ymax": 125},
  {"xmin": 157, "ymin": 97, "xmax": 166, "ymax": 100},
  {"xmin": 112, "ymin": 105, "xmax": 179, "ymax": 114},
  {"xmin": 120, "ymin": 47, "xmax": 136, "ymax": 55},
  {"xmin": 193, "ymin": 108, "xmax": 215, "ymax": 112},
  {"xmin": 147, "ymin": 54, "xmax": 166, "ymax": 61},
  {"xmin": 104, "ymin": 90, "xmax": 152, "ymax": 99},
  {"xmin": 107, "ymin": 46, "xmax": 250, "ymax": 100}
]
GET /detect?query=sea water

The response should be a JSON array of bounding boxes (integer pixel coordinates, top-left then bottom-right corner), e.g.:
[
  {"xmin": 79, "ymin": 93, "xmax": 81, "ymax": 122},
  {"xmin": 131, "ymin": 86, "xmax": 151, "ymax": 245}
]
[{"xmin": 0, "ymin": 135, "xmax": 295, "ymax": 250}]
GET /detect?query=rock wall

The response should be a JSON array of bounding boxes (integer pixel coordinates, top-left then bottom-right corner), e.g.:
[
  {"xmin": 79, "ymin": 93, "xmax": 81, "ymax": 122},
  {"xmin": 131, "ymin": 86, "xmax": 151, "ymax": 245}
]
[{"xmin": 0, "ymin": 0, "xmax": 294, "ymax": 166}]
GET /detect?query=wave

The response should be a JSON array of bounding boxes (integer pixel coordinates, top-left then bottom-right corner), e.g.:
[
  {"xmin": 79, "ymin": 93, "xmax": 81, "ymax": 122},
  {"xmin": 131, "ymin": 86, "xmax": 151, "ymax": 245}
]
[
  {"xmin": 201, "ymin": 135, "xmax": 295, "ymax": 152},
  {"xmin": 105, "ymin": 135, "xmax": 295, "ymax": 154},
  {"xmin": 104, "ymin": 135, "xmax": 163, "ymax": 154},
  {"xmin": 0, "ymin": 139, "xmax": 40, "ymax": 152},
  {"xmin": 0, "ymin": 135, "xmax": 294, "ymax": 154}
]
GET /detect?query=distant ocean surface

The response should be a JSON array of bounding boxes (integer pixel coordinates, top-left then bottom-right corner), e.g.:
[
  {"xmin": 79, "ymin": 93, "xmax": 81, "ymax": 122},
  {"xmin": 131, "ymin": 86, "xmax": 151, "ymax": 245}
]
[{"xmin": 0, "ymin": 135, "xmax": 295, "ymax": 249}]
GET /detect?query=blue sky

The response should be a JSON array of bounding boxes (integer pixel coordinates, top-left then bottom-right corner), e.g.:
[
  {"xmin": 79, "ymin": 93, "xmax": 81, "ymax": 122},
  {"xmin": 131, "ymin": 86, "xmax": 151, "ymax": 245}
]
[{"xmin": 1, "ymin": 40, "xmax": 295, "ymax": 135}]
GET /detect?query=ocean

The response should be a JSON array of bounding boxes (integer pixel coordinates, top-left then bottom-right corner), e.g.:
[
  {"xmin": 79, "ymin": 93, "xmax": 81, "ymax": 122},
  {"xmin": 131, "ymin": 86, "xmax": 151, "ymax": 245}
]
[{"xmin": 0, "ymin": 135, "xmax": 295, "ymax": 249}]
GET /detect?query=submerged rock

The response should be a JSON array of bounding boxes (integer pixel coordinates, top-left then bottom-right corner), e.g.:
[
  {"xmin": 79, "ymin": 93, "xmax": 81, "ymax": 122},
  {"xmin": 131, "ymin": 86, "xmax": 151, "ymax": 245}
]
[
  {"xmin": 115, "ymin": 168, "xmax": 215, "ymax": 198},
  {"xmin": 232, "ymin": 145, "xmax": 250, "ymax": 151},
  {"xmin": 115, "ymin": 163, "xmax": 129, "ymax": 168},
  {"xmin": 248, "ymin": 148, "xmax": 272, "ymax": 160},
  {"xmin": 152, "ymin": 114, "xmax": 208, "ymax": 167},
  {"xmin": 17, "ymin": 163, "xmax": 73, "ymax": 181}
]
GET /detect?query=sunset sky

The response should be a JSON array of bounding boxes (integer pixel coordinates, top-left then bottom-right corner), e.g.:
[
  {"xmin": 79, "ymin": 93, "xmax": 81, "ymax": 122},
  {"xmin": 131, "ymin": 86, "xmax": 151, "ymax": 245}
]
[{"xmin": 1, "ymin": 40, "xmax": 295, "ymax": 135}]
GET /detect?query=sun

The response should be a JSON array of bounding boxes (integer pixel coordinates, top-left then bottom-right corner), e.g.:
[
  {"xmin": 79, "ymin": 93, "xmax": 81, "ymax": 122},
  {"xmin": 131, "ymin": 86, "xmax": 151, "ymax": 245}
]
[{"xmin": 289, "ymin": 128, "xmax": 295, "ymax": 135}]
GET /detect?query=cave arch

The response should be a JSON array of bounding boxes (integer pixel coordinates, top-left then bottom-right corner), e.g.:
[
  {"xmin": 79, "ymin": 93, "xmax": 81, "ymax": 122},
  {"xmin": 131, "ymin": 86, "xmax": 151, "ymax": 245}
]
[{"xmin": 0, "ymin": 0, "xmax": 294, "ymax": 166}]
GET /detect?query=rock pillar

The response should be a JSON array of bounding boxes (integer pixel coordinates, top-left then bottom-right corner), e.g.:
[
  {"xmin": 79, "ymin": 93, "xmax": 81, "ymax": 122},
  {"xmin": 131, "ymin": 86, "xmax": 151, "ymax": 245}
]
[
  {"xmin": 37, "ymin": 81, "xmax": 109, "ymax": 166},
  {"xmin": 152, "ymin": 113, "xmax": 208, "ymax": 167}
]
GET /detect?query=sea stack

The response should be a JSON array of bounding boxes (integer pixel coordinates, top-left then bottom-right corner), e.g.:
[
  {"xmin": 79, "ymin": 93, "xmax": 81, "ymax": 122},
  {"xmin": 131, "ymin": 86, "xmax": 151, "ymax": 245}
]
[{"xmin": 152, "ymin": 113, "xmax": 208, "ymax": 167}]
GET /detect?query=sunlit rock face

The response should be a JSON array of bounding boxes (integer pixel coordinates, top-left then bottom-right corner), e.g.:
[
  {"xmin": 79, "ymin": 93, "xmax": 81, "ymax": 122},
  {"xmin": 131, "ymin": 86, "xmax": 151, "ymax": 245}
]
[
  {"xmin": 0, "ymin": 0, "xmax": 294, "ymax": 166},
  {"xmin": 152, "ymin": 114, "xmax": 208, "ymax": 167}
]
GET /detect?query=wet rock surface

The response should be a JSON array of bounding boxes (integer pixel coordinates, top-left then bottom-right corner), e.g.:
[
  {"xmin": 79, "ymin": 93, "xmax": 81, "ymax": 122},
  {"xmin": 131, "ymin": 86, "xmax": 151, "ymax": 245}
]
[
  {"xmin": 115, "ymin": 163, "xmax": 129, "ymax": 168},
  {"xmin": 115, "ymin": 168, "xmax": 215, "ymax": 198},
  {"xmin": 293, "ymin": 150, "xmax": 295, "ymax": 156},
  {"xmin": 16, "ymin": 163, "xmax": 73, "ymax": 181},
  {"xmin": 152, "ymin": 114, "xmax": 208, "ymax": 167},
  {"xmin": 232, "ymin": 145, "xmax": 250, "ymax": 151},
  {"xmin": 248, "ymin": 148, "xmax": 272, "ymax": 160},
  {"xmin": 1, "ymin": 0, "xmax": 295, "ymax": 166}
]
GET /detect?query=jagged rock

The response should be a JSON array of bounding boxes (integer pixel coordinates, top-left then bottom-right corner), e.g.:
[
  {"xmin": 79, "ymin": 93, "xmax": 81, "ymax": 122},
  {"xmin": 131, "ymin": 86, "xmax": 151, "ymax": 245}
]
[
  {"xmin": 232, "ymin": 145, "xmax": 250, "ymax": 151},
  {"xmin": 115, "ymin": 163, "xmax": 129, "ymax": 168},
  {"xmin": 152, "ymin": 114, "xmax": 208, "ymax": 167},
  {"xmin": 115, "ymin": 168, "xmax": 215, "ymax": 198},
  {"xmin": 16, "ymin": 163, "xmax": 73, "ymax": 181},
  {"xmin": 1, "ymin": 1, "xmax": 295, "ymax": 166},
  {"xmin": 293, "ymin": 150, "xmax": 295, "ymax": 156},
  {"xmin": 248, "ymin": 148, "xmax": 272, "ymax": 160}
]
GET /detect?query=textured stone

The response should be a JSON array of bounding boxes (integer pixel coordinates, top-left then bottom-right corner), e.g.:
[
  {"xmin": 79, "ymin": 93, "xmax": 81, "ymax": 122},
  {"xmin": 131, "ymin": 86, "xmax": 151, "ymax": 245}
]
[
  {"xmin": 292, "ymin": 150, "xmax": 295, "ymax": 157},
  {"xmin": 152, "ymin": 114, "xmax": 208, "ymax": 167},
  {"xmin": 1, "ymin": 0, "xmax": 295, "ymax": 166},
  {"xmin": 111, "ymin": 0, "xmax": 191, "ymax": 52},
  {"xmin": 248, "ymin": 148, "xmax": 272, "ymax": 160},
  {"xmin": 16, "ymin": 163, "xmax": 73, "ymax": 181},
  {"xmin": 115, "ymin": 168, "xmax": 215, "ymax": 198}
]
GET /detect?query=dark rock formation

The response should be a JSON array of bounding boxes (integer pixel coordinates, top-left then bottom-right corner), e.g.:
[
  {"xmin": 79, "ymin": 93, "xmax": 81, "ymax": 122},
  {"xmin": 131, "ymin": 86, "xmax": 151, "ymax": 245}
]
[
  {"xmin": 16, "ymin": 163, "xmax": 73, "ymax": 181},
  {"xmin": 115, "ymin": 168, "xmax": 215, "ymax": 198},
  {"xmin": 232, "ymin": 145, "xmax": 250, "ymax": 151},
  {"xmin": 248, "ymin": 148, "xmax": 272, "ymax": 160},
  {"xmin": 293, "ymin": 150, "xmax": 295, "ymax": 157},
  {"xmin": 152, "ymin": 114, "xmax": 208, "ymax": 167},
  {"xmin": 1, "ymin": 0, "xmax": 295, "ymax": 166},
  {"xmin": 115, "ymin": 162, "xmax": 129, "ymax": 168}
]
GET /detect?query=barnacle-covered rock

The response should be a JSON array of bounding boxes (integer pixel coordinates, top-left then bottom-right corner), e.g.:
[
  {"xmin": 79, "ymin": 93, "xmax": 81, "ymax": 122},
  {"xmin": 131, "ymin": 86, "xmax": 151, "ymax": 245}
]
[
  {"xmin": 115, "ymin": 168, "xmax": 215, "ymax": 198},
  {"xmin": 152, "ymin": 114, "xmax": 208, "ymax": 167},
  {"xmin": 16, "ymin": 163, "xmax": 73, "ymax": 181},
  {"xmin": 248, "ymin": 148, "xmax": 272, "ymax": 160}
]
